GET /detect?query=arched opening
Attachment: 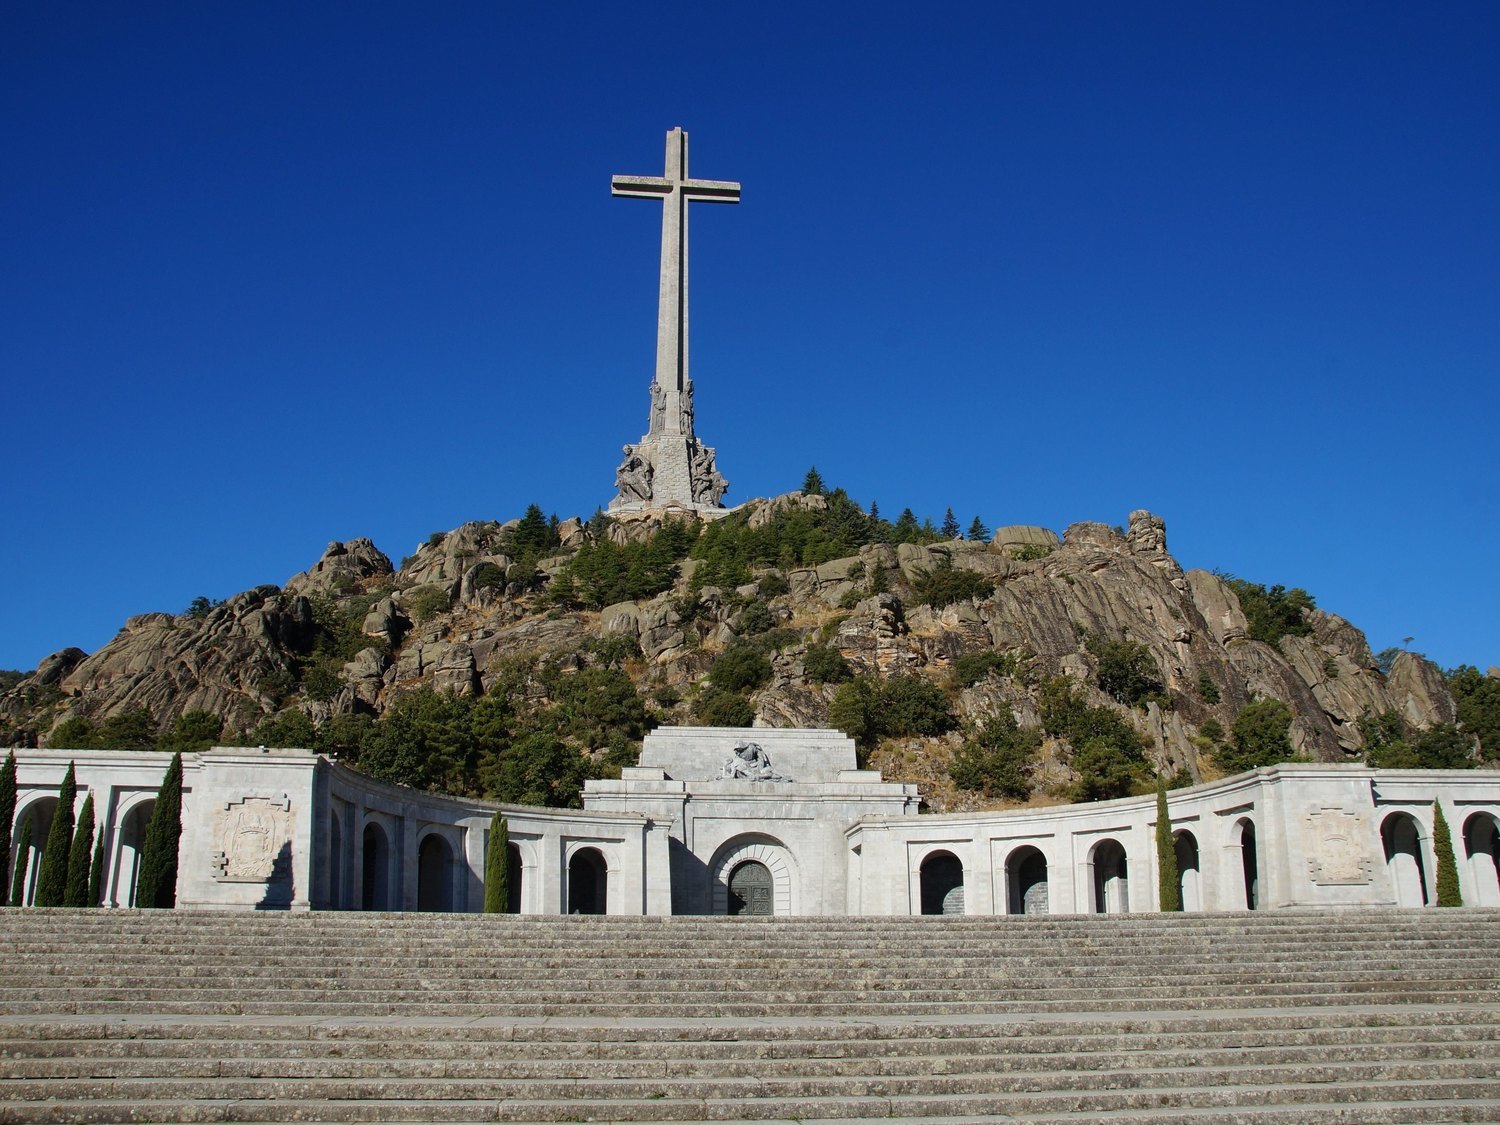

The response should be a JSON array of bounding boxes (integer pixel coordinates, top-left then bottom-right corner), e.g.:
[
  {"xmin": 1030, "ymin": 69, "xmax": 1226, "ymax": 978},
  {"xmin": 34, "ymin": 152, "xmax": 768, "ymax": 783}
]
[
  {"xmin": 416, "ymin": 833, "xmax": 453, "ymax": 912},
  {"xmin": 709, "ymin": 835, "xmax": 796, "ymax": 916},
  {"xmin": 1463, "ymin": 813, "xmax": 1500, "ymax": 907},
  {"xmin": 1382, "ymin": 812, "xmax": 1429, "ymax": 907},
  {"xmin": 568, "ymin": 847, "xmax": 607, "ymax": 915},
  {"xmin": 505, "ymin": 843, "xmax": 523, "ymax": 913},
  {"xmin": 1174, "ymin": 830, "xmax": 1201, "ymax": 912},
  {"xmin": 1006, "ymin": 846, "xmax": 1049, "ymax": 915},
  {"xmin": 15, "ymin": 799, "xmax": 57, "ymax": 907},
  {"xmin": 728, "ymin": 859, "xmax": 774, "ymax": 916},
  {"xmin": 113, "ymin": 799, "xmax": 154, "ymax": 908},
  {"xmin": 1091, "ymin": 839, "xmax": 1129, "ymax": 913},
  {"xmin": 361, "ymin": 822, "xmax": 391, "ymax": 911},
  {"xmin": 328, "ymin": 814, "xmax": 344, "ymax": 910},
  {"xmin": 1237, "ymin": 820, "xmax": 1260, "ymax": 910},
  {"xmin": 919, "ymin": 851, "xmax": 965, "ymax": 915}
]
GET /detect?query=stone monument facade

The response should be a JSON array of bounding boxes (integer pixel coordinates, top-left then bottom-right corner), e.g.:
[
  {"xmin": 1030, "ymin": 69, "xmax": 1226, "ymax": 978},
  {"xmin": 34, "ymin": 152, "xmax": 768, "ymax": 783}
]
[{"xmin": 609, "ymin": 127, "xmax": 736, "ymax": 513}]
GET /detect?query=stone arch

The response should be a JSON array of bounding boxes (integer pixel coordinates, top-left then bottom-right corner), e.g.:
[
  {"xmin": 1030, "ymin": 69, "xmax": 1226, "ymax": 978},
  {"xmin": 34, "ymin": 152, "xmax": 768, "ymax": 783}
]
[
  {"xmin": 1236, "ymin": 818, "xmax": 1260, "ymax": 910},
  {"xmin": 920, "ymin": 850, "xmax": 966, "ymax": 916},
  {"xmin": 710, "ymin": 836, "xmax": 796, "ymax": 916},
  {"xmin": 567, "ymin": 846, "xmax": 608, "ymax": 915},
  {"xmin": 361, "ymin": 819, "xmax": 392, "ymax": 911},
  {"xmin": 113, "ymin": 796, "xmax": 155, "ymax": 908},
  {"xmin": 1174, "ymin": 829, "xmax": 1201, "ymax": 912},
  {"xmin": 416, "ymin": 831, "xmax": 455, "ymax": 913},
  {"xmin": 1382, "ymin": 811, "xmax": 1429, "ymax": 907},
  {"xmin": 1090, "ymin": 838, "xmax": 1129, "ymax": 914},
  {"xmin": 11, "ymin": 796, "xmax": 57, "ymax": 907},
  {"xmin": 1462, "ymin": 812, "xmax": 1500, "ymax": 907},
  {"xmin": 1005, "ymin": 845, "xmax": 1049, "ymax": 915}
]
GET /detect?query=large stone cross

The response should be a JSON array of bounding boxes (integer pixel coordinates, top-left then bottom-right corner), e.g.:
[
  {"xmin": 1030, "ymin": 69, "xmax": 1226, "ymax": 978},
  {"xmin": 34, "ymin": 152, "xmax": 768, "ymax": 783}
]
[{"xmin": 612, "ymin": 127, "xmax": 740, "ymax": 440}]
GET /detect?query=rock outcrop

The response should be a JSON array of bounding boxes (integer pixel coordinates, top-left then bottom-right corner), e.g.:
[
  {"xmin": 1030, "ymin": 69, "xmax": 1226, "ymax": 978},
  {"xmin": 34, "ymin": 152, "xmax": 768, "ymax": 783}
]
[{"xmin": 0, "ymin": 497, "xmax": 1472, "ymax": 814}]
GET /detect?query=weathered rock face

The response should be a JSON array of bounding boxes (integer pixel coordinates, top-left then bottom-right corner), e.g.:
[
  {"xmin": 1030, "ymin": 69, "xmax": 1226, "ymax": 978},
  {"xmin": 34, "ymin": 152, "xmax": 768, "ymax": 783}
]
[{"xmin": 0, "ymin": 497, "xmax": 1469, "ymax": 808}]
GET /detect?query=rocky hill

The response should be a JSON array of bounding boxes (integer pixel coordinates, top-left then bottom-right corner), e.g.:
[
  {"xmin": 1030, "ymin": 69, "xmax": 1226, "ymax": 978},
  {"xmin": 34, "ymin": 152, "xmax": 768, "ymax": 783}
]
[{"xmin": 2, "ymin": 493, "xmax": 1491, "ymax": 812}]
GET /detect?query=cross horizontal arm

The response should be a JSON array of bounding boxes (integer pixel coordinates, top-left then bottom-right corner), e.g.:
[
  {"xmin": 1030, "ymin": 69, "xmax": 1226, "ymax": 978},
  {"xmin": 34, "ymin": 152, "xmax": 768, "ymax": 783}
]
[{"xmin": 612, "ymin": 175, "xmax": 741, "ymax": 203}]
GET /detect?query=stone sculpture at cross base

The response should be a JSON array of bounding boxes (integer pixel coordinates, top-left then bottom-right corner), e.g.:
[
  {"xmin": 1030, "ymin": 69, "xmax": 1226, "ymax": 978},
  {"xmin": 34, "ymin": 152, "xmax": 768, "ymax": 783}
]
[{"xmin": 608, "ymin": 127, "xmax": 737, "ymax": 514}]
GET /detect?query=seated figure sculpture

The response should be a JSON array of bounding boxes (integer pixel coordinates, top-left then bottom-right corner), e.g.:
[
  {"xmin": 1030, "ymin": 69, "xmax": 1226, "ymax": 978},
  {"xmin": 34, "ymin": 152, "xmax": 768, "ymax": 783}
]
[{"xmin": 719, "ymin": 741, "xmax": 789, "ymax": 782}]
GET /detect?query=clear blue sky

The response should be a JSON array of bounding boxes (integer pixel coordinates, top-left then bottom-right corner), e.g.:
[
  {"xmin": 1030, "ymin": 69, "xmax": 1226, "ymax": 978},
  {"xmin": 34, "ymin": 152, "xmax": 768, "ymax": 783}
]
[{"xmin": 2, "ymin": 2, "xmax": 1496, "ymax": 674}]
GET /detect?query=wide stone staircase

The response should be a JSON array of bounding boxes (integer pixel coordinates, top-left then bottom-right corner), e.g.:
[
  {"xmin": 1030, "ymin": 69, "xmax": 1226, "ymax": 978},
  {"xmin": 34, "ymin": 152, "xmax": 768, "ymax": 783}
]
[{"xmin": 1, "ymin": 907, "xmax": 1498, "ymax": 1122}]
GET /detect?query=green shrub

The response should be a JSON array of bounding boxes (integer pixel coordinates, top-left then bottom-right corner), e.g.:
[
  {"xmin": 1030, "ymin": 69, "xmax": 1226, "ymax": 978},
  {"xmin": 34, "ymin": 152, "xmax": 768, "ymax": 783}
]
[
  {"xmin": 949, "ymin": 713, "xmax": 1042, "ymax": 800},
  {"xmin": 828, "ymin": 675, "xmax": 955, "ymax": 750},
  {"xmin": 1219, "ymin": 699, "xmax": 1294, "ymax": 773},
  {"xmin": 709, "ymin": 646, "xmax": 772, "ymax": 694},
  {"xmin": 803, "ymin": 644, "xmax": 852, "ymax": 685},
  {"xmin": 736, "ymin": 600, "xmax": 774, "ymax": 635},
  {"xmin": 302, "ymin": 662, "xmax": 343, "ymax": 703},
  {"xmin": 757, "ymin": 571, "xmax": 790, "ymax": 598},
  {"xmin": 159, "ymin": 710, "xmax": 223, "ymax": 753},
  {"xmin": 584, "ymin": 634, "xmax": 642, "ymax": 668},
  {"xmin": 470, "ymin": 562, "xmax": 507, "ymax": 592},
  {"xmin": 695, "ymin": 688, "xmax": 756, "ymax": 727},
  {"xmin": 1086, "ymin": 634, "xmax": 1165, "ymax": 707},
  {"xmin": 48, "ymin": 716, "xmax": 98, "ymax": 749},
  {"xmin": 1196, "ymin": 672, "xmax": 1221, "ymax": 704},
  {"xmin": 1036, "ymin": 677, "xmax": 1148, "ymax": 800},
  {"xmin": 1447, "ymin": 665, "xmax": 1500, "ymax": 760},
  {"xmin": 406, "ymin": 585, "xmax": 452, "ymax": 622},
  {"xmin": 1222, "ymin": 577, "xmax": 1316, "ymax": 646},
  {"xmin": 1198, "ymin": 718, "xmax": 1225, "ymax": 744},
  {"xmin": 952, "ymin": 650, "xmax": 1020, "ymax": 688},
  {"xmin": 911, "ymin": 557, "xmax": 995, "ymax": 609},
  {"xmin": 1007, "ymin": 543, "xmax": 1053, "ymax": 562}
]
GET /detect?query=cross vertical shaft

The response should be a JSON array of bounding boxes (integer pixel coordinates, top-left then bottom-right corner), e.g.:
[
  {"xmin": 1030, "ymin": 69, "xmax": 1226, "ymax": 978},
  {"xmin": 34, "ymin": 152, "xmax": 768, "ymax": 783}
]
[{"xmin": 612, "ymin": 128, "xmax": 740, "ymax": 439}]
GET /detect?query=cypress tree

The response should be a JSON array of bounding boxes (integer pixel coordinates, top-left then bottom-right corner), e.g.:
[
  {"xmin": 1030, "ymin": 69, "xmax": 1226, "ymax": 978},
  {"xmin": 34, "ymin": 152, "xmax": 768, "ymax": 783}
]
[
  {"xmin": 1155, "ymin": 776, "xmax": 1181, "ymax": 912},
  {"xmin": 484, "ymin": 811, "xmax": 509, "ymax": 913},
  {"xmin": 9, "ymin": 817, "xmax": 31, "ymax": 906},
  {"xmin": 65, "ymin": 792, "xmax": 96, "ymax": 907},
  {"xmin": 1433, "ymin": 801, "xmax": 1462, "ymax": 907},
  {"xmin": 136, "ymin": 753, "xmax": 183, "ymax": 909},
  {"xmin": 88, "ymin": 837, "xmax": 106, "ymax": 908},
  {"xmin": 0, "ymin": 750, "xmax": 15, "ymax": 907},
  {"xmin": 33, "ymin": 762, "xmax": 76, "ymax": 907}
]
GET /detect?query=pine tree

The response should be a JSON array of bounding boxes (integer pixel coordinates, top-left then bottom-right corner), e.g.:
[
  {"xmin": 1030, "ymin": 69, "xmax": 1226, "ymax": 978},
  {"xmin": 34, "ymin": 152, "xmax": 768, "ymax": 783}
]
[
  {"xmin": 9, "ymin": 817, "xmax": 31, "ymax": 906},
  {"xmin": 88, "ymin": 837, "xmax": 106, "ymax": 908},
  {"xmin": 967, "ymin": 516, "xmax": 989, "ymax": 542},
  {"xmin": 1433, "ymin": 801, "xmax": 1462, "ymax": 907},
  {"xmin": 802, "ymin": 466, "xmax": 825, "ymax": 495},
  {"xmin": 1155, "ymin": 776, "xmax": 1181, "ymax": 911},
  {"xmin": 941, "ymin": 508, "xmax": 960, "ymax": 539},
  {"xmin": 484, "ymin": 811, "xmax": 509, "ymax": 913},
  {"xmin": 65, "ymin": 792, "xmax": 95, "ymax": 907},
  {"xmin": 136, "ymin": 753, "xmax": 184, "ymax": 909},
  {"xmin": 33, "ymin": 762, "xmax": 76, "ymax": 907},
  {"xmin": 0, "ymin": 750, "xmax": 15, "ymax": 906}
]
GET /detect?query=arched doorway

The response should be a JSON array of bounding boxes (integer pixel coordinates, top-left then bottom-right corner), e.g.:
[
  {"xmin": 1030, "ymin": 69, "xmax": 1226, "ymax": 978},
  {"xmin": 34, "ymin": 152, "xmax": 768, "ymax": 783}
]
[
  {"xmin": 1463, "ymin": 813, "xmax": 1500, "ymax": 907},
  {"xmin": 709, "ymin": 836, "xmax": 795, "ymax": 915},
  {"xmin": 14, "ymin": 799, "xmax": 57, "ymax": 907},
  {"xmin": 1006, "ymin": 846, "xmax": 1049, "ymax": 915},
  {"xmin": 728, "ymin": 860, "xmax": 774, "ymax": 916},
  {"xmin": 113, "ymin": 799, "xmax": 155, "ymax": 908},
  {"xmin": 361, "ymin": 822, "xmax": 391, "ymax": 911},
  {"xmin": 919, "ymin": 851, "xmax": 965, "ymax": 915},
  {"xmin": 1238, "ymin": 820, "xmax": 1260, "ymax": 910},
  {"xmin": 1382, "ymin": 812, "xmax": 1429, "ymax": 907},
  {"xmin": 416, "ymin": 834, "xmax": 453, "ymax": 912},
  {"xmin": 507, "ymin": 843, "xmax": 524, "ymax": 914},
  {"xmin": 1091, "ymin": 839, "xmax": 1129, "ymax": 913},
  {"xmin": 568, "ymin": 847, "xmax": 607, "ymax": 915},
  {"xmin": 1174, "ymin": 830, "xmax": 1201, "ymax": 912}
]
